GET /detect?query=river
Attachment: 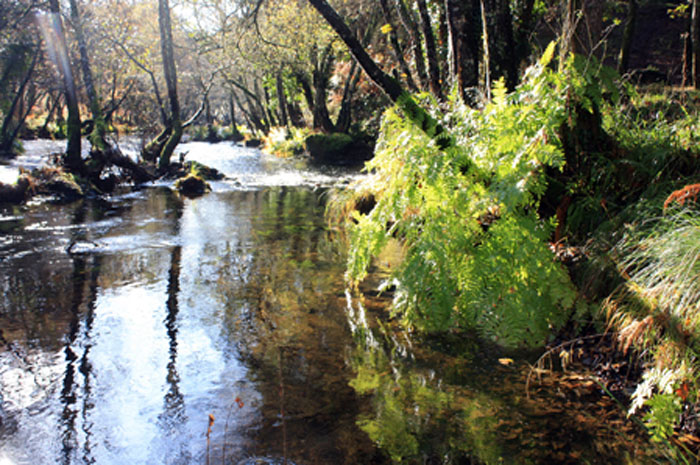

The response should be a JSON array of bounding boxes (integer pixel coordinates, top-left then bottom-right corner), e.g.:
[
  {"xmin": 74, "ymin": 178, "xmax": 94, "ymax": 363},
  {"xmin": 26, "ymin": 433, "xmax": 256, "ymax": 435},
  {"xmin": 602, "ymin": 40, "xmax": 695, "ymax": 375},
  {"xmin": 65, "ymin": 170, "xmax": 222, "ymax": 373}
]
[{"xmin": 0, "ymin": 140, "xmax": 665, "ymax": 464}]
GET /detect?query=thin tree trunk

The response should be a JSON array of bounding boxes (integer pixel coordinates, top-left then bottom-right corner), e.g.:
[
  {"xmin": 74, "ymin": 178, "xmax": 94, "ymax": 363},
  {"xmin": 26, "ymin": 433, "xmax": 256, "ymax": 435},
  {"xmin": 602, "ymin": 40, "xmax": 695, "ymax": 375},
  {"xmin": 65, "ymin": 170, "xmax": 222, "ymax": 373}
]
[
  {"xmin": 497, "ymin": 0, "xmax": 518, "ymax": 90},
  {"xmin": 0, "ymin": 47, "xmax": 39, "ymax": 154},
  {"xmin": 378, "ymin": 0, "xmax": 418, "ymax": 91},
  {"xmin": 295, "ymin": 71, "xmax": 315, "ymax": 116},
  {"xmin": 312, "ymin": 45, "xmax": 335, "ymax": 133},
  {"xmin": 445, "ymin": 0, "xmax": 478, "ymax": 101},
  {"xmin": 335, "ymin": 62, "xmax": 361, "ymax": 133},
  {"xmin": 40, "ymin": 92, "xmax": 62, "ymax": 137},
  {"xmin": 514, "ymin": 0, "xmax": 535, "ymax": 70},
  {"xmin": 617, "ymin": 0, "xmax": 638, "ymax": 73},
  {"xmin": 307, "ymin": 0, "xmax": 465, "ymax": 158},
  {"xmin": 68, "ymin": 0, "xmax": 108, "ymax": 152},
  {"xmin": 693, "ymin": 0, "xmax": 699, "ymax": 88},
  {"xmin": 112, "ymin": 40, "xmax": 168, "ymax": 126},
  {"xmin": 157, "ymin": 0, "xmax": 181, "ymax": 171},
  {"xmin": 231, "ymin": 90, "xmax": 259, "ymax": 134},
  {"xmin": 393, "ymin": 0, "xmax": 429, "ymax": 91},
  {"xmin": 46, "ymin": 0, "xmax": 83, "ymax": 173},
  {"xmin": 560, "ymin": 0, "xmax": 579, "ymax": 69},
  {"xmin": 416, "ymin": 0, "xmax": 443, "ymax": 99},
  {"xmin": 480, "ymin": 0, "xmax": 491, "ymax": 100},
  {"xmin": 276, "ymin": 73, "xmax": 289, "ymax": 127},
  {"xmin": 259, "ymin": 80, "xmax": 277, "ymax": 128}
]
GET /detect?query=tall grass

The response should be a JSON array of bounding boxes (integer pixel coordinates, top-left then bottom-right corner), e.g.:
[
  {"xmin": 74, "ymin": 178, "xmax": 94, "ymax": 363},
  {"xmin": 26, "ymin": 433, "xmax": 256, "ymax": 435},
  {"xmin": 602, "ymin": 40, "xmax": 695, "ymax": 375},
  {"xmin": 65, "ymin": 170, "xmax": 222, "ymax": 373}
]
[{"xmin": 605, "ymin": 207, "xmax": 700, "ymax": 441}]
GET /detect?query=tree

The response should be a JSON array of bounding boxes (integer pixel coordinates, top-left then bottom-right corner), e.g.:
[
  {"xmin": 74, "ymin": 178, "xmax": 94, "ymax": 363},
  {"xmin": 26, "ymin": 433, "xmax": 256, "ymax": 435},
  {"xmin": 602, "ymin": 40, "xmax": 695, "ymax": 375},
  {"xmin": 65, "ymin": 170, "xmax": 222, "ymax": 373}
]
[
  {"xmin": 416, "ymin": 0, "xmax": 443, "ymax": 99},
  {"xmin": 68, "ymin": 0, "xmax": 108, "ymax": 152},
  {"xmin": 0, "ymin": 0, "xmax": 41, "ymax": 156},
  {"xmin": 617, "ymin": 0, "xmax": 638, "ymax": 73},
  {"xmin": 156, "ymin": 0, "xmax": 182, "ymax": 170},
  {"xmin": 693, "ymin": 0, "xmax": 699, "ymax": 88},
  {"xmin": 45, "ymin": 0, "xmax": 83, "ymax": 174},
  {"xmin": 307, "ymin": 0, "xmax": 461, "ymax": 156}
]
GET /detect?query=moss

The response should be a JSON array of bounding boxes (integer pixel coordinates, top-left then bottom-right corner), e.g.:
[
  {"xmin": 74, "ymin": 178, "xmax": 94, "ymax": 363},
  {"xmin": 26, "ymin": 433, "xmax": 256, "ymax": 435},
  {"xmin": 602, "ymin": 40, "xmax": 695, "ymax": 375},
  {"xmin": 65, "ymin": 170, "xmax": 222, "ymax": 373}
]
[{"xmin": 183, "ymin": 161, "xmax": 224, "ymax": 180}]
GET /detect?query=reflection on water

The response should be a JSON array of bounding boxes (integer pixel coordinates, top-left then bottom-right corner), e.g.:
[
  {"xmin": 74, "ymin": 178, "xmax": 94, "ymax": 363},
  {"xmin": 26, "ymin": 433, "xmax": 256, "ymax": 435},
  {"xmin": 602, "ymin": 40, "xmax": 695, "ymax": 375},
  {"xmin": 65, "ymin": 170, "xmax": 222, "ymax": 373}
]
[
  {"xmin": 0, "ymin": 181, "xmax": 378, "ymax": 465},
  {"xmin": 0, "ymin": 143, "xmax": 663, "ymax": 464},
  {"xmin": 345, "ymin": 289, "xmax": 664, "ymax": 465}
]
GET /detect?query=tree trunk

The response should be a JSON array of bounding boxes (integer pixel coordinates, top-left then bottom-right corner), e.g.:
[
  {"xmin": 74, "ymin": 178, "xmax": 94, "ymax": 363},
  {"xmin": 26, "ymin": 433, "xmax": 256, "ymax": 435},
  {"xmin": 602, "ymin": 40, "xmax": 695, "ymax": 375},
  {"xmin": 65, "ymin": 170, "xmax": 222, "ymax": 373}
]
[
  {"xmin": 276, "ymin": 73, "xmax": 289, "ymax": 127},
  {"xmin": 617, "ymin": 0, "xmax": 638, "ymax": 73},
  {"xmin": 496, "ymin": 0, "xmax": 518, "ymax": 90},
  {"xmin": 416, "ymin": 0, "xmax": 443, "ymax": 99},
  {"xmin": 231, "ymin": 90, "xmax": 259, "ymax": 134},
  {"xmin": 46, "ymin": 0, "xmax": 83, "ymax": 174},
  {"xmin": 445, "ymin": 0, "xmax": 478, "ymax": 101},
  {"xmin": 693, "ymin": 0, "xmax": 699, "ymax": 89},
  {"xmin": 157, "ymin": 0, "xmax": 181, "ymax": 171},
  {"xmin": 378, "ymin": 0, "xmax": 418, "ymax": 91},
  {"xmin": 312, "ymin": 45, "xmax": 335, "ymax": 133},
  {"xmin": 307, "ymin": 0, "xmax": 463, "ymax": 157},
  {"xmin": 560, "ymin": 0, "xmax": 580, "ymax": 69},
  {"xmin": 514, "ymin": 0, "xmax": 535, "ymax": 71},
  {"xmin": 39, "ymin": 92, "xmax": 62, "ymax": 137},
  {"xmin": 68, "ymin": 0, "xmax": 108, "ymax": 152},
  {"xmin": 335, "ymin": 61, "xmax": 362, "ymax": 133},
  {"xmin": 260, "ymin": 80, "xmax": 277, "ymax": 128},
  {"xmin": 393, "ymin": 0, "xmax": 429, "ymax": 91},
  {"xmin": 0, "ymin": 46, "xmax": 38, "ymax": 155},
  {"xmin": 480, "ymin": 0, "xmax": 491, "ymax": 99}
]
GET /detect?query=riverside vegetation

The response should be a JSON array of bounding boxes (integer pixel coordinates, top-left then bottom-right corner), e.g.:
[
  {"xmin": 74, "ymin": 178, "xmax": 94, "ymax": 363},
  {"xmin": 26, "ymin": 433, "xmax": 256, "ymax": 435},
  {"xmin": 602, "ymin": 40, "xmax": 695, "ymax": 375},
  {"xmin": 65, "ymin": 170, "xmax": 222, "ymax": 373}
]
[{"xmin": 331, "ymin": 44, "xmax": 700, "ymax": 459}]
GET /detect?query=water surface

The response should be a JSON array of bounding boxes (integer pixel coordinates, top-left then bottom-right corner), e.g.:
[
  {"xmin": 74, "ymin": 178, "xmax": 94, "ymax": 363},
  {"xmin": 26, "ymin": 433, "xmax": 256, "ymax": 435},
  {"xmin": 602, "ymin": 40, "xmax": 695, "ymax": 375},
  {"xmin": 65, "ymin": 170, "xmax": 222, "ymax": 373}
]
[{"xmin": 0, "ymin": 141, "xmax": 663, "ymax": 464}]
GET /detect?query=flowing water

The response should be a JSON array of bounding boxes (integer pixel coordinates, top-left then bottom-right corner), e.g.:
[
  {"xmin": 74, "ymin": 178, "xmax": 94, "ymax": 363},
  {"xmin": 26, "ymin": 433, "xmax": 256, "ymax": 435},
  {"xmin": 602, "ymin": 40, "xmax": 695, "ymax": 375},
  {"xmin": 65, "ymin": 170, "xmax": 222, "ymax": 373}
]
[{"xmin": 0, "ymin": 141, "xmax": 664, "ymax": 464}]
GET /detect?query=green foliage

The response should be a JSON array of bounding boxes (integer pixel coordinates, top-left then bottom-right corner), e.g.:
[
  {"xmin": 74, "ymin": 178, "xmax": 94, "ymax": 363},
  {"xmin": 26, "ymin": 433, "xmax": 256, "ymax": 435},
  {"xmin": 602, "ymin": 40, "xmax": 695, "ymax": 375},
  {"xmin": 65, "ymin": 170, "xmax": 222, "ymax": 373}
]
[
  {"xmin": 565, "ymin": 88, "xmax": 699, "ymax": 241},
  {"xmin": 264, "ymin": 126, "xmax": 310, "ymax": 157},
  {"xmin": 342, "ymin": 47, "xmax": 592, "ymax": 348},
  {"xmin": 644, "ymin": 393, "xmax": 682, "ymax": 443}
]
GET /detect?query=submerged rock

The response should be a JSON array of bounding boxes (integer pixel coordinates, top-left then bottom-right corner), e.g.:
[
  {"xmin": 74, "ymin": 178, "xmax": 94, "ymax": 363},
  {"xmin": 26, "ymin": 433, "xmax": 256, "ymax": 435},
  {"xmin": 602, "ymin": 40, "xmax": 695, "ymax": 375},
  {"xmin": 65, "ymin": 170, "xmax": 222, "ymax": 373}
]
[{"xmin": 174, "ymin": 172, "xmax": 211, "ymax": 198}]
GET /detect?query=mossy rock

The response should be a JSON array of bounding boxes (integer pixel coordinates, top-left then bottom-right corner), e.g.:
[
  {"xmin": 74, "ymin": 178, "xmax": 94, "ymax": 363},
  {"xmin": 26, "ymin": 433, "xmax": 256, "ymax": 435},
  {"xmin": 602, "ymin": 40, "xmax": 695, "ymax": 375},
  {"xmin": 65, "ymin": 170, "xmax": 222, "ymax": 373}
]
[
  {"xmin": 304, "ymin": 133, "xmax": 373, "ymax": 166},
  {"xmin": 183, "ymin": 161, "xmax": 224, "ymax": 180},
  {"xmin": 174, "ymin": 173, "xmax": 210, "ymax": 198},
  {"xmin": 29, "ymin": 168, "xmax": 84, "ymax": 201}
]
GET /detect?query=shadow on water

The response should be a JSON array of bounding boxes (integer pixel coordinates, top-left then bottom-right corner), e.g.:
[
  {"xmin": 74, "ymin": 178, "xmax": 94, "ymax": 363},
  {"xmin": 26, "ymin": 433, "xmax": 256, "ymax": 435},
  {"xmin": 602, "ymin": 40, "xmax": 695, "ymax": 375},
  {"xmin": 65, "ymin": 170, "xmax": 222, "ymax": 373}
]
[{"xmin": 0, "ymin": 150, "xmax": 668, "ymax": 465}]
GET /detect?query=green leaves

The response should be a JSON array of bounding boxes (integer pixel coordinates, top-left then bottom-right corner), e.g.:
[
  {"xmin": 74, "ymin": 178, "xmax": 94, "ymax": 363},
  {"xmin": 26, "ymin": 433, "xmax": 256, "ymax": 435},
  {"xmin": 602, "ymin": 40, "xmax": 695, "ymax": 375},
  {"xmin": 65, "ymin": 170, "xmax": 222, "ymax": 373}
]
[{"xmin": 341, "ymin": 51, "xmax": 596, "ymax": 348}]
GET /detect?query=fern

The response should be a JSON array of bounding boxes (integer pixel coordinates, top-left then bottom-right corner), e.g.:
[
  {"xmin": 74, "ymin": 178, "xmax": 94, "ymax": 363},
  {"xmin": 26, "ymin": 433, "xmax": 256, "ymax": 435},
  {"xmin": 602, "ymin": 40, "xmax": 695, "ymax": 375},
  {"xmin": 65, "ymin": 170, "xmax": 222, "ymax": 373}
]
[{"xmin": 339, "ymin": 47, "xmax": 621, "ymax": 348}]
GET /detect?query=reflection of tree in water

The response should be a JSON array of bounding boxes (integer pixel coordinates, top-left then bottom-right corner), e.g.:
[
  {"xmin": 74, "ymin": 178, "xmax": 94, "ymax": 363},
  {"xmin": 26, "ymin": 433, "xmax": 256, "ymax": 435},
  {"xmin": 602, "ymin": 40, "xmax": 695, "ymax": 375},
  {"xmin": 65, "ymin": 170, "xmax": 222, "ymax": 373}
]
[
  {"xmin": 345, "ymin": 292, "xmax": 664, "ymax": 465},
  {"xmin": 156, "ymin": 245, "xmax": 190, "ymax": 461},
  {"xmin": 60, "ymin": 251, "xmax": 101, "ymax": 465},
  {"xmin": 213, "ymin": 187, "xmax": 379, "ymax": 465},
  {"xmin": 157, "ymin": 192, "xmax": 190, "ymax": 464}
]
